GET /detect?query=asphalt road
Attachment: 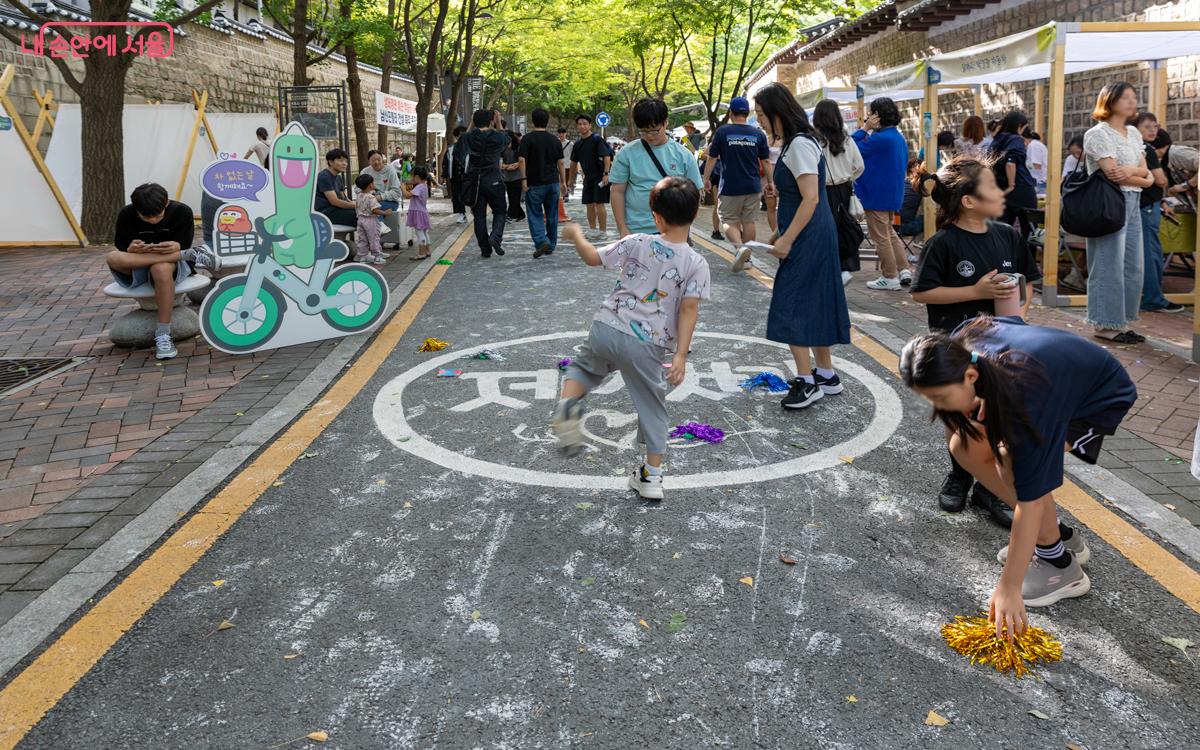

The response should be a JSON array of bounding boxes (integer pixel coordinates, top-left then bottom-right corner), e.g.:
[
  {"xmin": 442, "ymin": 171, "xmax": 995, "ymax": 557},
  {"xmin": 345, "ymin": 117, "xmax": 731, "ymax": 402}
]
[{"xmin": 17, "ymin": 207, "xmax": 1200, "ymax": 749}]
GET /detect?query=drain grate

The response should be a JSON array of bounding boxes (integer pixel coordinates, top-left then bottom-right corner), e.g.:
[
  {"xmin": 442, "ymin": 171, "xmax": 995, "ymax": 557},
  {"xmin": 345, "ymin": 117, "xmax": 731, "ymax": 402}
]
[{"xmin": 0, "ymin": 357, "xmax": 88, "ymax": 398}]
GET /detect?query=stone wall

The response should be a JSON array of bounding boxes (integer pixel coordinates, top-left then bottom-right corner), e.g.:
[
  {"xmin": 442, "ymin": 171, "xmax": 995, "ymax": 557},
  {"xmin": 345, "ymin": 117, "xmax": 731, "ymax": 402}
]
[
  {"xmin": 792, "ymin": 0, "xmax": 1200, "ymax": 154},
  {"xmin": 0, "ymin": 23, "xmax": 420, "ymax": 156}
]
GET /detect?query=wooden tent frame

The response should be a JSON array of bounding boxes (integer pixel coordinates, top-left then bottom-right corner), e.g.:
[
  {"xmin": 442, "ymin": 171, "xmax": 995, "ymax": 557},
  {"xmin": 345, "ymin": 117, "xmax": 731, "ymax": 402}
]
[
  {"xmin": 0, "ymin": 65, "xmax": 85, "ymax": 247},
  {"xmin": 175, "ymin": 89, "xmax": 219, "ymax": 201},
  {"xmin": 1038, "ymin": 22, "xmax": 1200, "ymax": 362}
]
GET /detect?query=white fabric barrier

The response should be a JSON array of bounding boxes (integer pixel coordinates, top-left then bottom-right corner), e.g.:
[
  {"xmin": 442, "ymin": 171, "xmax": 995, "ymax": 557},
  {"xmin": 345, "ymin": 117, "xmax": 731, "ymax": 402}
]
[
  {"xmin": 0, "ymin": 122, "xmax": 78, "ymax": 244},
  {"xmin": 45, "ymin": 104, "xmax": 273, "ymax": 219}
]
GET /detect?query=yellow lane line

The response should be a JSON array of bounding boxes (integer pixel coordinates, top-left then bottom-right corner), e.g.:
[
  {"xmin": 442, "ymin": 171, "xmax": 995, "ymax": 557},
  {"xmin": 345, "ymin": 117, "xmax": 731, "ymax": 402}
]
[
  {"xmin": 0, "ymin": 230, "xmax": 470, "ymax": 749},
  {"xmin": 693, "ymin": 232, "xmax": 1200, "ymax": 616}
]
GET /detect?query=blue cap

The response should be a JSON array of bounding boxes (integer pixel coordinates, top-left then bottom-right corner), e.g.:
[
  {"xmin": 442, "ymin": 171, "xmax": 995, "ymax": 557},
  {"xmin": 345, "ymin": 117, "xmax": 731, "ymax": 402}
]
[{"xmin": 730, "ymin": 96, "xmax": 750, "ymax": 113}]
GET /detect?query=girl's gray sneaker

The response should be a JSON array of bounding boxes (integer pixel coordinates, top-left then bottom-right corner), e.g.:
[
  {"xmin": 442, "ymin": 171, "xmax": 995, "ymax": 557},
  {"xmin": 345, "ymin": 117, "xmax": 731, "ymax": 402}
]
[
  {"xmin": 1022, "ymin": 556, "xmax": 1090, "ymax": 607},
  {"xmin": 997, "ymin": 534, "xmax": 1091, "ymax": 565},
  {"xmin": 552, "ymin": 398, "xmax": 583, "ymax": 451}
]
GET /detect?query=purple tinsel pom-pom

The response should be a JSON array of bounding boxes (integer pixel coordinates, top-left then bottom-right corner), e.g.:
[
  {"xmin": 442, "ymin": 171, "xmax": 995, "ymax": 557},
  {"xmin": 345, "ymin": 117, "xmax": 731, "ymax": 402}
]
[
  {"xmin": 739, "ymin": 372, "xmax": 790, "ymax": 393},
  {"xmin": 558, "ymin": 358, "xmax": 572, "ymax": 370},
  {"xmin": 670, "ymin": 422, "xmax": 725, "ymax": 443}
]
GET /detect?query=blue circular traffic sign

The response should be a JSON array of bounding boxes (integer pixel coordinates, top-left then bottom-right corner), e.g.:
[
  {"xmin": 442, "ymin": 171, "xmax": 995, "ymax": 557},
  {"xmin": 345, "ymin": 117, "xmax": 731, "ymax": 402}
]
[{"xmin": 595, "ymin": 111, "xmax": 611, "ymax": 128}]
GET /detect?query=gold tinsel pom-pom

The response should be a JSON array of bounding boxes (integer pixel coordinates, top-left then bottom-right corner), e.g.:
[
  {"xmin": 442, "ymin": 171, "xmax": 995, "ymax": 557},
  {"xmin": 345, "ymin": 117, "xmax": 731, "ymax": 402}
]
[
  {"xmin": 941, "ymin": 615, "xmax": 1063, "ymax": 679},
  {"xmin": 417, "ymin": 337, "xmax": 451, "ymax": 352}
]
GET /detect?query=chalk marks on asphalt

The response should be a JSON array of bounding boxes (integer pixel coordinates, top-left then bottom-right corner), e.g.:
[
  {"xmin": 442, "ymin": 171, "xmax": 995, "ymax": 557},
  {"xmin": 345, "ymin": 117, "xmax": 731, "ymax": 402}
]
[{"xmin": 373, "ymin": 330, "xmax": 904, "ymax": 490}]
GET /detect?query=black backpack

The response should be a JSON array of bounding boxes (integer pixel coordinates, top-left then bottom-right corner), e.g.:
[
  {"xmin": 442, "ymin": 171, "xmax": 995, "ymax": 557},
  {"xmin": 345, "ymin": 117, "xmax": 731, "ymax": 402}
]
[{"xmin": 1060, "ymin": 163, "xmax": 1124, "ymax": 238}]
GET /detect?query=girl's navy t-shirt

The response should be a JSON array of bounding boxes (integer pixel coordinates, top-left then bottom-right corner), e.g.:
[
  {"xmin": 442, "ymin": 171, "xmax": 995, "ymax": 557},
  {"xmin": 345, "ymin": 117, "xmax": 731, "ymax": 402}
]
[{"xmin": 968, "ymin": 317, "xmax": 1136, "ymax": 502}]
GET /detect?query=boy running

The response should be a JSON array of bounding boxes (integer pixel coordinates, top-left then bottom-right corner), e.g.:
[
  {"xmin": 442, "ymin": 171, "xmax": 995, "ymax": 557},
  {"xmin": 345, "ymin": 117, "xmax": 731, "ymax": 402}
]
[{"xmin": 555, "ymin": 177, "xmax": 710, "ymax": 500}]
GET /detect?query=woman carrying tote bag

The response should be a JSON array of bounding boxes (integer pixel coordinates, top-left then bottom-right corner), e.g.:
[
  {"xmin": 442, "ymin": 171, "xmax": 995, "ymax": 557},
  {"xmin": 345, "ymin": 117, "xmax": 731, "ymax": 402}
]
[
  {"xmin": 813, "ymin": 99, "xmax": 865, "ymax": 286},
  {"xmin": 1082, "ymin": 82, "xmax": 1154, "ymax": 344}
]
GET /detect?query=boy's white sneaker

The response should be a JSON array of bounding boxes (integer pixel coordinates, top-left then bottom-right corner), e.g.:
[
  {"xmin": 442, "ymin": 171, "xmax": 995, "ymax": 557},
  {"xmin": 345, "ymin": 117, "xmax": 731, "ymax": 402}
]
[
  {"xmin": 628, "ymin": 465, "xmax": 664, "ymax": 500},
  {"xmin": 899, "ymin": 269, "xmax": 913, "ymax": 286},
  {"xmin": 865, "ymin": 276, "xmax": 902, "ymax": 291},
  {"xmin": 552, "ymin": 398, "xmax": 584, "ymax": 451},
  {"xmin": 841, "ymin": 270, "xmax": 852, "ymax": 286}
]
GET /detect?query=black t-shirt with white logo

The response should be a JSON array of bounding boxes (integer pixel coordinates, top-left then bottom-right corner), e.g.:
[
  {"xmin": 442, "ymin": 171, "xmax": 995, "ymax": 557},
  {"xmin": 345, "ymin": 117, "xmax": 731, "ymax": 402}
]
[
  {"xmin": 911, "ymin": 221, "xmax": 1041, "ymax": 332},
  {"xmin": 571, "ymin": 133, "xmax": 611, "ymax": 177}
]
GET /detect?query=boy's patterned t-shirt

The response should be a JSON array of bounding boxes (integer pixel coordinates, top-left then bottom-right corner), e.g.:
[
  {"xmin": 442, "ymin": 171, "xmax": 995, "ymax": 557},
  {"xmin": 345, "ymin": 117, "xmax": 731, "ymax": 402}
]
[{"xmin": 594, "ymin": 234, "xmax": 711, "ymax": 351}]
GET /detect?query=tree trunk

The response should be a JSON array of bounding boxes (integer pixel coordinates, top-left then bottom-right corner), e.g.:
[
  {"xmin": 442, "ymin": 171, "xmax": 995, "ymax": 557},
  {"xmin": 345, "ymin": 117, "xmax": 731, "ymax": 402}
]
[
  {"xmin": 293, "ymin": 0, "xmax": 310, "ymax": 85},
  {"xmin": 414, "ymin": 91, "xmax": 430, "ymax": 164},
  {"xmin": 377, "ymin": 0, "xmax": 397, "ymax": 151},
  {"xmin": 80, "ymin": 57, "xmax": 129, "ymax": 244},
  {"xmin": 341, "ymin": 0, "xmax": 369, "ymax": 166}
]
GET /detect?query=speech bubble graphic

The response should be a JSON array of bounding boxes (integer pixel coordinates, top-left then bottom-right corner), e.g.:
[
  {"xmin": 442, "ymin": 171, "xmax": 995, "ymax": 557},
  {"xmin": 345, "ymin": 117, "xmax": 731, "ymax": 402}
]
[{"xmin": 202, "ymin": 160, "xmax": 269, "ymax": 201}]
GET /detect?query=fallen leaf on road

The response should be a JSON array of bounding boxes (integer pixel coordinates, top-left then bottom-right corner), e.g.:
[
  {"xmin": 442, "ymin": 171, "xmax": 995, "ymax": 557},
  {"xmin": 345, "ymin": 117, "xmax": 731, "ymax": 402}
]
[
  {"xmin": 671, "ymin": 552, "xmax": 682, "ymax": 560},
  {"xmin": 1066, "ymin": 743, "xmax": 1086, "ymax": 750},
  {"xmin": 403, "ymin": 501, "xmax": 413, "ymax": 508},
  {"xmin": 839, "ymin": 455, "xmax": 854, "ymax": 464},
  {"xmin": 471, "ymin": 610, "xmax": 482, "ymax": 622},
  {"xmin": 217, "ymin": 620, "xmax": 235, "ymax": 631},
  {"xmin": 638, "ymin": 619, "xmax": 649, "ymax": 630},
  {"xmin": 847, "ymin": 695, "xmax": 858, "ymax": 703},
  {"xmin": 211, "ymin": 579, "xmax": 225, "ymax": 587},
  {"xmin": 924, "ymin": 710, "xmax": 949, "ymax": 727},
  {"xmin": 299, "ymin": 452, "xmax": 318, "ymax": 460},
  {"xmin": 614, "ymin": 467, "xmax": 626, "ymax": 475},
  {"xmin": 1162, "ymin": 636, "xmax": 1194, "ymax": 656},
  {"xmin": 284, "ymin": 653, "xmax": 299, "ymax": 660},
  {"xmin": 575, "ymin": 502, "xmax": 593, "ymax": 510},
  {"xmin": 235, "ymin": 411, "xmax": 245, "ymax": 416},
  {"xmin": 1165, "ymin": 503, "xmax": 1177, "ymax": 510},
  {"xmin": 667, "ymin": 612, "xmax": 686, "ymax": 634},
  {"xmin": 306, "ymin": 731, "xmax": 329, "ymax": 742},
  {"xmin": 778, "ymin": 553, "xmax": 797, "ymax": 565},
  {"xmin": 739, "ymin": 576, "xmax": 754, "ymax": 586},
  {"xmin": 790, "ymin": 442, "xmax": 808, "ymax": 449},
  {"xmin": 273, "ymin": 481, "xmax": 284, "ymax": 487},
  {"xmin": 1028, "ymin": 709, "xmax": 1050, "ymax": 720},
  {"xmin": 581, "ymin": 577, "xmax": 596, "ymax": 586},
  {"xmin": 376, "ymin": 479, "xmax": 387, "ymax": 485}
]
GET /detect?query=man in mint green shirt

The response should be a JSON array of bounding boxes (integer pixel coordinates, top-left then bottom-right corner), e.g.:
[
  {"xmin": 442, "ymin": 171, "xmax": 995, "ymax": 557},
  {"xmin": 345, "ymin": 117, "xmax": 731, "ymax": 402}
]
[{"xmin": 610, "ymin": 98, "xmax": 704, "ymax": 236}]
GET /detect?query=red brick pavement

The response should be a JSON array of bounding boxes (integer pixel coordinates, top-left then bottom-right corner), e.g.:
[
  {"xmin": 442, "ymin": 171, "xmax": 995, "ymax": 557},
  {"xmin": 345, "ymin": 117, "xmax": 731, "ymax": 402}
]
[{"xmin": 0, "ymin": 246, "xmax": 271, "ymax": 527}]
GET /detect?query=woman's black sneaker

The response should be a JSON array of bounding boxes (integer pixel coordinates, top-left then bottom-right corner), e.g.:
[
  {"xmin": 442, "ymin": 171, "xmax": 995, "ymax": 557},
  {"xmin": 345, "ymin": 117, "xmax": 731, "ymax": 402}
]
[
  {"xmin": 711, "ymin": 230, "xmax": 725, "ymax": 241},
  {"xmin": 812, "ymin": 370, "xmax": 844, "ymax": 395},
  {"xmin": 938, "ymin": 471, "xmax": 972, "ymax": 512},
  {"xmin": 781, "ymin": 379, "xmax": 823, "ymax": 409},
  {"xmin": 971, "ymin": 484, "xmax": 1013, "ymax": 529}
]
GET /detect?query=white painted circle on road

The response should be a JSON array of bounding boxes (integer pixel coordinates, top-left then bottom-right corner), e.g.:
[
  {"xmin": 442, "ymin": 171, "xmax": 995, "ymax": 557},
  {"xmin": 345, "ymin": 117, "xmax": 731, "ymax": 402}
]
[{"xmin": 373, "ymin": 331, "xmax": 903, "ymax": 490}]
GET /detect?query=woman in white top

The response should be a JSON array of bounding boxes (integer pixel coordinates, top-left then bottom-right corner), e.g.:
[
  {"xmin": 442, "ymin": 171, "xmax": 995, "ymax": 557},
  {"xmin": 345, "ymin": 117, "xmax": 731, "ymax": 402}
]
[
  {"xmin": 956, "ymin": 115, "xmax": 987, "ymax": 158},
  {"xmin": 1082, "ymin": 82, "xmax": 1154, "ymax": 343},
  {"xmin": 812, "ymin": 99, "xmax": 865, "ymax": 282}
]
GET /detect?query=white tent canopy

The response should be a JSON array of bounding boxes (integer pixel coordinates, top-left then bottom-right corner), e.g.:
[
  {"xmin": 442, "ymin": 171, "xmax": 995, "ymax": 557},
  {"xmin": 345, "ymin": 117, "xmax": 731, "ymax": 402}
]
[
  {"xmin": 856, "ymin": 60, "xmax": 927, "ymax": 102},
  {"xmin": 796, "ymin": 86, "xmax": 858, "ymax": 111},
  {"xmin": 928, "ymin": 21, "xmax": 1200, "ymax": 85}
]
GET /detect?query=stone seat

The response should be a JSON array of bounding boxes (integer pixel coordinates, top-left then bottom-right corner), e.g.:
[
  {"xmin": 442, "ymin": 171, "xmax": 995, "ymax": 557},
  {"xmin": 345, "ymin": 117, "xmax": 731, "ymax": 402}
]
[{"xmin": 103, "ymin": 275, "xmax": 210, "ymax": 348}]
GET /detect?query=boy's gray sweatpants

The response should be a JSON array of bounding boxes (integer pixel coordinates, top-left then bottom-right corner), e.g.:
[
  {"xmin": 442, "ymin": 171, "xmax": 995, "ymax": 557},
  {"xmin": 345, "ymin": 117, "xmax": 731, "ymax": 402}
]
[{"xmin": 565, "ymin": 321, "xmax": 669, "ymax": 453}]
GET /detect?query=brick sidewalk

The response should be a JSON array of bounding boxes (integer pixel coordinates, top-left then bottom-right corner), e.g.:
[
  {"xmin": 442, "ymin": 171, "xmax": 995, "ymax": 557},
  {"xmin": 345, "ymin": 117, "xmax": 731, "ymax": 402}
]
[
  {"xmin": 692, "ymin": 205, "xmax": 1200, "ymax": 525},
  {"xmin": 0, "ymin": 205, "xmax": 464, "ymax": 624}
]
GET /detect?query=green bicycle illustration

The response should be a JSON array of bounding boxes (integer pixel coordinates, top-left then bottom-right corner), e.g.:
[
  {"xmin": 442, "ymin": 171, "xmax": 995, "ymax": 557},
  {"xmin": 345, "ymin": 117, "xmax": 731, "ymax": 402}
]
[
  {"xmin": 199, "ymin": 121, "xmax": 390, "ymax": 354},
  {"xmin": 201, "ymin": 217, "xmax": 387, "ymax": 352}
]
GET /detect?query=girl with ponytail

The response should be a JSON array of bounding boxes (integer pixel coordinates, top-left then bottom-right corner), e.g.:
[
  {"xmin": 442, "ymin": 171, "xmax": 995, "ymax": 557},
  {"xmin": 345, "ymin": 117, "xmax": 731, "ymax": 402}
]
[
  {"xmin": 909, "ymin": 154, "xmax": 1041, "ymax": 525},
  {"xmin": 900, "ymin": 317, "xmax": 1136, "ymax": 641}
]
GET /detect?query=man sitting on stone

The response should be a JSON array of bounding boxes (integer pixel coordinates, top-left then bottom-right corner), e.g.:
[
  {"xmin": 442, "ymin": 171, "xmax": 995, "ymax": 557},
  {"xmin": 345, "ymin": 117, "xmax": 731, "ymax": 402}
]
[
  {"xmin": 106, "ymin": 182, "xmax": 219, "ymax": 360},
  {"xmin": 315, "ymin": 148, "xmax": 358, "ymax": 227}
]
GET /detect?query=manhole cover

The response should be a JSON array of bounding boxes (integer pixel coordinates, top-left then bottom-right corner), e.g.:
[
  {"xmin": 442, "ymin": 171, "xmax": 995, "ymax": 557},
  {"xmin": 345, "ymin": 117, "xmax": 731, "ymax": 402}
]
[{"xmin": 0, "ymin": 357, "xmax": 88, "ymax": 398}]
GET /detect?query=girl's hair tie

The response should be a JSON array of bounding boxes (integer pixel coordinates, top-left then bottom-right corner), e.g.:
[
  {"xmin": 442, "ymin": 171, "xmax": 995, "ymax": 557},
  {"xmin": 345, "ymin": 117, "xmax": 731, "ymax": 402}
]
[{"xmin": 970, "ymin": 351, "xmax": 980, "ymax": 364}]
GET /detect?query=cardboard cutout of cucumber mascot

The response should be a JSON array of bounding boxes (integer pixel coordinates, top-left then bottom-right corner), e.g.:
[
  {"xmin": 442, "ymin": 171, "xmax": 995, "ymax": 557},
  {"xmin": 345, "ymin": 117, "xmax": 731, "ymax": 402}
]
[{"xmin": 198, "ymin": 122, "xmax": 390, "ymax": 355}]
